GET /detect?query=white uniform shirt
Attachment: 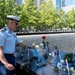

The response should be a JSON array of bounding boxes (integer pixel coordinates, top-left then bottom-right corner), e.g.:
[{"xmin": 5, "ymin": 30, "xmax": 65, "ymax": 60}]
[{"xmin": 0, "ymin": 26, "xmax": 20, "ymax": 54}]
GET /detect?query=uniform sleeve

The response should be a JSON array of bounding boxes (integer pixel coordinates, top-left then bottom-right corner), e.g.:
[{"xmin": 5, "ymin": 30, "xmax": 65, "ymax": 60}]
[
  {"xmin": 13, "ymin": 33, "xmax": 20, "ymax": 45},
  {"xmin": 16, "ymin": 36, "xmax": 20, "ymax": 45},
  {"xmin": 0, "ymin": 32, "xmax": 5, "ymax": 46}
]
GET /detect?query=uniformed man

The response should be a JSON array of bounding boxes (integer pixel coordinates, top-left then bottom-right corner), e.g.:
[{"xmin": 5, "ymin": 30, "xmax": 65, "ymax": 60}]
[{"xmin": 0, "ymin": 15, "xmax": 26, "ymax": 75}]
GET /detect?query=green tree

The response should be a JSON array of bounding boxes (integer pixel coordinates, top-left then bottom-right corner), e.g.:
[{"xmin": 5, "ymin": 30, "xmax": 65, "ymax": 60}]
[
  {"xmin": 20, "ymin": 0, "xmax": 40, "ymax": 31},
  {"xmin": 0, "ymin": 0, "xmax": 20, "ymax": 28},
  {"xmin": 67, "ymin": 9, "xmax": 75, "ymax": 29}
]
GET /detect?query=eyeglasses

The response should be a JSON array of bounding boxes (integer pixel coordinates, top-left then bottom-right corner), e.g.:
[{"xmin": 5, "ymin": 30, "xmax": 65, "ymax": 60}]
[
  {"xmin": 15, "ymin": 22, "xmax": 18, "ymax": 26},
  {"xmin": 13, "ymin": 20, "xmax": 19, "ymax": 26}
]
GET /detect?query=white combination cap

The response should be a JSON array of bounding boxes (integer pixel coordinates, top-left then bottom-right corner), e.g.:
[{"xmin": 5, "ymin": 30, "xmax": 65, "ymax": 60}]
[{"xmin": 7, "ymin": 15, "xmax": 20, "ymax": 22}]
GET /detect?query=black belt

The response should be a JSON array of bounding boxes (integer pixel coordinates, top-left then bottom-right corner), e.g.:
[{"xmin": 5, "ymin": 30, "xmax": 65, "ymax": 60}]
[{"xmin": 4, "ymin": 53, "xmax": 14, "ymax": 56}]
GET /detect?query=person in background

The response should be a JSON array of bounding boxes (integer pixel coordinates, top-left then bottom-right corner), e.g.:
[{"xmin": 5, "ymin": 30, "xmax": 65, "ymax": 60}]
[
  {"xmin": 53, "ymin": 45, "xmax": 59, "ymax": 56},
  {"xmin": 51, "ymin": 45, "xmax": 59, "ymax": 67},
  {"xmin": 0, "ymin": 15, "xmax": 26, "ymax": 75}
]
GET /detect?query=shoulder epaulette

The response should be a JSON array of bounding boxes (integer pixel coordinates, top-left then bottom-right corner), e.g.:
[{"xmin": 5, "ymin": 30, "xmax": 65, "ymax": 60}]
[{"xmin": 0, "ymin": 28, "xmax": 6, "ymax": 32}]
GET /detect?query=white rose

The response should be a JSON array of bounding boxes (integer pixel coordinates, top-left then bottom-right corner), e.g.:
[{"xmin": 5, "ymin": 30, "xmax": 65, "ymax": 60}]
[
  {"xmin": 35, "ymin": 45, "xmax": 39, "ymax": 49},
  {"xmin": 70, "ymin": 67, "xmax": 74, "ymax": 70},
  {"xmin": 32, "ymin": 43, "xmax": 36, "ymax": 46},
  {"xmin": 39, "ymin": 43, "xmax": 44, "ymax": 47}
]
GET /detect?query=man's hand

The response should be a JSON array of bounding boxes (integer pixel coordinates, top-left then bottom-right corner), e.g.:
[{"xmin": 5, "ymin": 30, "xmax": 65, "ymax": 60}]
[
  {"xmin": 20, "ymin": 40, "xmax": 27, "ymax": 48},
  {"xmin": 5, "ymin": 63, "xmax": 15, "ymax": 70}
]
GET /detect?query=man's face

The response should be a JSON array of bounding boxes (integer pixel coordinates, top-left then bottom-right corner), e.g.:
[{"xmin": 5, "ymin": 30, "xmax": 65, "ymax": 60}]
[{"xmin": 10, "ymin": 20, "xmax": 19, "ymax": 31}]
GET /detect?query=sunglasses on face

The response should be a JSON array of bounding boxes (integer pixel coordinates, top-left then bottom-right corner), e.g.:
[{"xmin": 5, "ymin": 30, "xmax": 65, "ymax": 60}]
[
  {"xmin": 15, "ymin": 22, "xmax": 18, "ymax": 26},
  {"xmin": 13, "ymin": 20, "xmax": 19, "ymax": 26}
]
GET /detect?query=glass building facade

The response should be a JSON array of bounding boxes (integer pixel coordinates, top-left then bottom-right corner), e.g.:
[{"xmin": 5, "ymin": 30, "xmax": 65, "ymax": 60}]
[
  {"xmin": 15, "ymin": 0, "xmax": 24, "ymax": 5},
  {"xmin": 65, "ymin": 0, "xmax": 75, "ymax": 6},
  {"xmin": 56, "ymin": 0, "xmax": 62, "ymax": 10},
  {"xmin": 15, "ymin": 0, "xmax": 75, "ymax": 10},
  {"xmin": 54, "ymin": 0, "xmax": 75, "ymax": 10}
]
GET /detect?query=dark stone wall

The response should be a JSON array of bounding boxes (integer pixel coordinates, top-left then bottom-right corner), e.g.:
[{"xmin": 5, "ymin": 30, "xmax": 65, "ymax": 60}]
[{"xmin": 17, "ymin": 33, "xmax": 75, "ymax": 53}]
